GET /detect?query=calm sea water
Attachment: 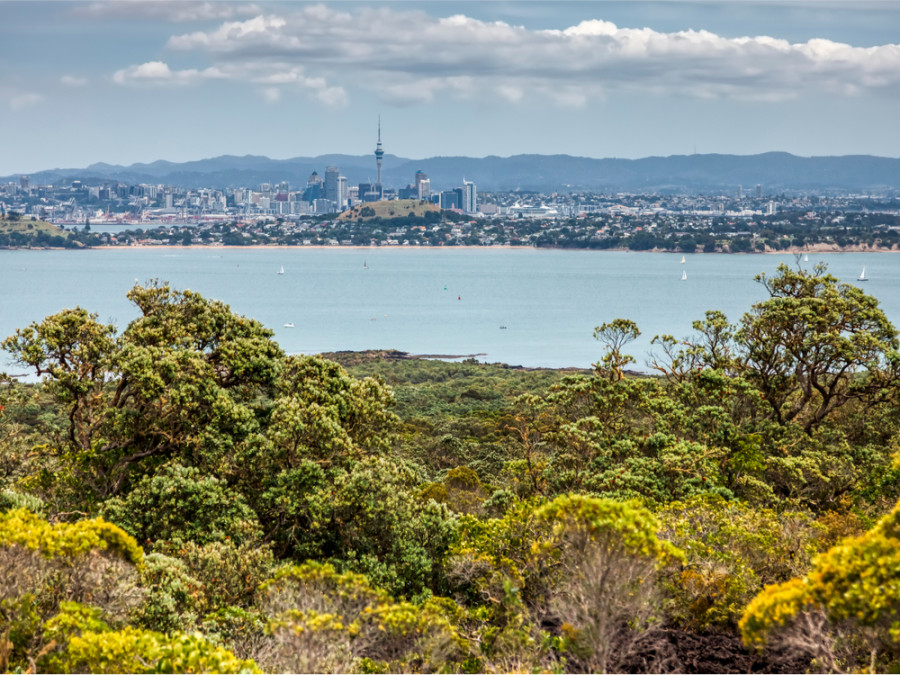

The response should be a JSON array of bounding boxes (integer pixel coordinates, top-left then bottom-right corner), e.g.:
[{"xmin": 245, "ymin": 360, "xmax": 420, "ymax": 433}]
[{"xmin": 2, "ymin": 248, "xmax": 898, "ymax": 374}]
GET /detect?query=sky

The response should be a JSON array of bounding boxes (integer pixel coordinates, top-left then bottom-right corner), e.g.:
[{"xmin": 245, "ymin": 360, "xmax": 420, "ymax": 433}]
[{"xmin": 2, "ymin": 0, "xmax": 900, "ymax": 175}]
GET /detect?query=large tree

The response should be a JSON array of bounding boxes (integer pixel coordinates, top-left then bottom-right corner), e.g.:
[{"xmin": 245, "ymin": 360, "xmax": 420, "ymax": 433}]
[
  {"xmin": 650, "ymin": 264, "xmax": 900, "ymax": 433},
  {"xmin": 736, "ymin": 263, "xmax": 899, "ymax": 431},
  {"xmin": 2, "ymin": 282, "xmax": 283, "ymax": 501}
]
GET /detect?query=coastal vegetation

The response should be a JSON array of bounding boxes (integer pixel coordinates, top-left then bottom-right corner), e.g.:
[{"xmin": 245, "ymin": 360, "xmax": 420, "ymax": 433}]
[{"xmin": 3, "ymin": 262, "xmax": 900, "ymax": 673}]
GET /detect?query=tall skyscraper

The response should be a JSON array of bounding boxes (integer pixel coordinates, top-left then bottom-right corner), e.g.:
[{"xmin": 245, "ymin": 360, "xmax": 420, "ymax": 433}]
[
  {"xmin": 324, "ymin": 166, "xmax": 340, "ymax": 205},
  {"xmin": 304, "ymin": 171, "xmax": 323, "ymax": 202},
  {"xmin": 374, "ymin": 117, "xmax": 384, "ymax": 195},
  {"xmin": 463, "ymin": 179, "xmax": 477, "ymax": 214},
  {"xmin": 415, "ymin": 170, "xmax": 430, "ymax": 200},
  {"xmin": 336, "ymin": 176, "xmax": 348, "ymax": 209}
]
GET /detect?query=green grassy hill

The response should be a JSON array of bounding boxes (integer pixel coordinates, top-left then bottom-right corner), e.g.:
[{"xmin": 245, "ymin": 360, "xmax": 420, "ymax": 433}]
[
  {"xmin": 0, "ymin": 215, "xmax": 67, "ymax": 237},
  {"xmin": 338, "ymin": 199, "xmax": 440, "ymax": 222}
]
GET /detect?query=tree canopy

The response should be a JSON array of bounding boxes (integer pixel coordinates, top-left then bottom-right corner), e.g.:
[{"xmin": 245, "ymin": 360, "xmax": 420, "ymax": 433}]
[{"xmin": 3, "ymin": 265, "xmax": 900, "ymax": 673}]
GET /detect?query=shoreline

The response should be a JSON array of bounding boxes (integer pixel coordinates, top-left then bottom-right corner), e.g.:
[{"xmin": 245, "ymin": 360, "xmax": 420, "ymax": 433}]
[{"xmin": 8, "ymin": 243, "xmax": 897, "ymax": 254}]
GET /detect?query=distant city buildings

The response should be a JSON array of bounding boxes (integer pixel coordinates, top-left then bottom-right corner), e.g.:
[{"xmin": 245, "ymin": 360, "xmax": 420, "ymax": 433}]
[
  {"xmin": 463, "ymin": 180, "xmax": 477, "ymax": 214},
  {"xmin": 6, "ymin": 119, "xmax": 828, "ymax": 232}
]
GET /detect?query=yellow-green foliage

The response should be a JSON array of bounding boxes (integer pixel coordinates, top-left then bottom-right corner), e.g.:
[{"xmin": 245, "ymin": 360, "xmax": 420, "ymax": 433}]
[
  {"xmin": 659, "ymin": 495, "xmax": 821, "ymax": 630},
  {"xmin": 260, "ymin": 562, "xmax": 467, "ymax": 673},
  {"xmin": 1, "ymin": 512, "xmax": 144, "ymax": 672},
  {"xmin": 448, "ymin": 497, "xmax": 552, "ymax": 608},
  {"xmin": 42, "ymin": 602, "xmax": 113, "ymax": 642},
  {"xmin": 0, "ymin": 508, "xmax": 143, "ymax": 565},
  {"xmin": 261, "ymin": 561, "xmax": 391, "ymax": 614},
  {"xmin": 740, "ymin": 497, "xmax": 900, "ymax": 648},
  {"xmin": 58, "ymin": 626, "xmax": 260, "ymax": 673},
  {"xmin": 537, "ymin": 494, "xmax": 683, "ymax": 564}
]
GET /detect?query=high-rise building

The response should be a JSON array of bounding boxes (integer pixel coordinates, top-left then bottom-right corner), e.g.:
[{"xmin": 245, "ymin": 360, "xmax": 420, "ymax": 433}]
[
  {"xmin": 336, "ymin": 176, "xmax": 348, "ymax": 209},
  {"xmin": 414, "ymin": 170, "xmax": 429, "ymax": 199},
  {"xmin": 440, "ymin": 191, "xmax": 460, "ymax": 210},
  {"xmin": 374, "ymin": 117, "xmax": 384, "ymax": 196},
  {"xmin": 463, "ymin": 179, "xmax": 477, "ymax": 214},
  {"xmin": 305, "ymin": 171, "xmax": 324, "ymax": 202},
  {"xmin": 324, "ymin": 166, "xmax": 340, "ymax": 205},
  {"xmin": 756, "ymin": 184, "xmax": 762, "ymax": 198},
  {"xmin": 737, "ymin": 185, "xmax": 743, "ymax": 200},
  {"xmin": 20, "ymin": 175, "xmax": 29, "ymax": 191}
]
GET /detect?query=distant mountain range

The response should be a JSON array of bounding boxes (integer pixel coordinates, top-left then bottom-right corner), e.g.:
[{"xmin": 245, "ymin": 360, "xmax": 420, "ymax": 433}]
[{"xmin": 7, "ymin": 152, "xmax": 900, "ymax": 193}]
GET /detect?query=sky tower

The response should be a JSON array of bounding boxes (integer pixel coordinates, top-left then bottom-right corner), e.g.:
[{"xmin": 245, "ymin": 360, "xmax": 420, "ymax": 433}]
[{"xmin": 374, "ymin": 116, "xmax": 384, "ymax": 191}]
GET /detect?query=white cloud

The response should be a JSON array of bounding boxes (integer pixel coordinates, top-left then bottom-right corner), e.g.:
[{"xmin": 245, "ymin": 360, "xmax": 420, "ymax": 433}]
[
  {"xmin": 497, "ymin": 85, "xmax": 524, "ymax": 103},
  {"xmin": 112, "ymin": 60, "xmax": 227, "ymax": 84},
  {"xmin": 315, "ymin": 86, "xmax": 348, "ymax": 107},
  {"xmin": 60, "ymin": 75, "xmax": 89, "ymax": 87},
  {"xmin": 157, "ymin": 5, "xmax": 900, "ymax": 106},
  {"xmin": 111, "ymin": 56, "xmax": 348, "ymax": 106},
  {"xmin": 10, "ymin": 93, "xmax": 43, "ymax": 111},
  {"xmin": 168, "ymin": 15, "xmax": 290, "ymax": 51},
  {"xmin": 75, "ymin": 1, "xmax": 261, "ymax": 23}
]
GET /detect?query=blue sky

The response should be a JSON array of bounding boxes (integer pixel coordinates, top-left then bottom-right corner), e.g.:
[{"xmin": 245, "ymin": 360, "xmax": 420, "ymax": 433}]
[{"xmin": 2, "ymin": 1, "xmax": 899, "ymax": 175}]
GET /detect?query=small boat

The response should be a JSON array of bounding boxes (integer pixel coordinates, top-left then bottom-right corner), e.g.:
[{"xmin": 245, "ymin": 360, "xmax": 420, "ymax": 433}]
[
  {"xmin": 283, "ymin": 322, "xmax": 295, "ymax": 328},
  {"xmin": 364, "ymin": 260, "xmax": 369, "ymax": 270},
  {"xmin": 803, "ymin": 254, "xmax": 809, "ymax": 262},
  {"xmin": 499, "ymin": 326, "xmax": 508, "ymax": 330},
  {"xmin": 681, "ymin": 270, "xmax": 687, "ymax": 281},
  {"xmin": 680, "ymin": 255, "xmax": 686, "ymax": 264},
  {"xmin": 859, "ymin": 265, "xmax": 868, "ymax": 282},
  {"xmin": 277, "ymin": 266, "xmax": 284, "ymax": 275}
]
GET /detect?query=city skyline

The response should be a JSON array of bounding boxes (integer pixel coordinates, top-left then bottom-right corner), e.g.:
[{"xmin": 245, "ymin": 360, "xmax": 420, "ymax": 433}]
[{"xmin": 2, "ymin": 1, "xmax": 900, "ymax": 176}]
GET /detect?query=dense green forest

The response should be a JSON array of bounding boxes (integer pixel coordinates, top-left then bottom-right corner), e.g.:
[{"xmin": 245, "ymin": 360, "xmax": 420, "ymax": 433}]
[{"xmin": 2, "ymin": 263, "xmax": 900, "ymax": 673}]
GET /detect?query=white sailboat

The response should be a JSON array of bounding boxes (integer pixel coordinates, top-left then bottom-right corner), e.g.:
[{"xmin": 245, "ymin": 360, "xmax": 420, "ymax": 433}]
[
  {"xmin": 277, "ymin": 266, "xmax": 284, "ymax": 275},
  {"xmin": 858, "ymin": 265, "xmax": 868, "ymax": 281},
  {"xmin": 680, "ymin": 255, "xmax": 686, "ymax": 264},
  {"xmin": 681, "ymin": 269, "xmax": 687, "ymax": 281},
  {"xmin": 803, "ymin": 254, "xmax": 809, "ymax": 262}
]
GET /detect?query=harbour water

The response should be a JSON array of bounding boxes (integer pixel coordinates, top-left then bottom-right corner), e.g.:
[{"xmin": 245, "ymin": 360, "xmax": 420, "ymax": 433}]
[{"xmin": 2, "ymin": 248, "xmax": 899, "ymax": 374}]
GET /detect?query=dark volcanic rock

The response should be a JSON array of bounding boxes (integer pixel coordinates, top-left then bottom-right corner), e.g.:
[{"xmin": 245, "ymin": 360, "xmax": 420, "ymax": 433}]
[{"xmin": 617, "ymin": 628, "xmax": 812, "ymax": 674}]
